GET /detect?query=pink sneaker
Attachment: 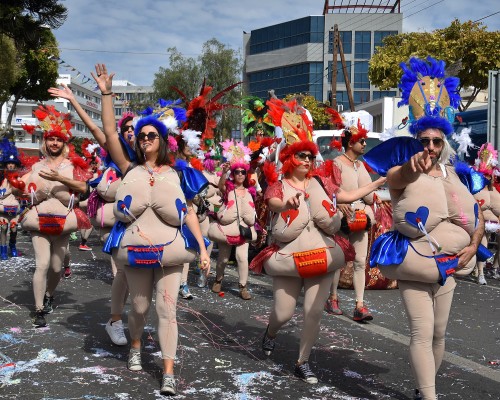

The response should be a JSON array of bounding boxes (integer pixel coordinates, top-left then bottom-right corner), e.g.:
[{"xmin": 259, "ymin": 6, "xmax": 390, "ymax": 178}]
[
  {"xmin": 79, "ymin": 244, "xmax": 92, "ymax": 251},
  {"xmin": 324, "ymin": 298, "xmax": 343, "ymax": 315}
]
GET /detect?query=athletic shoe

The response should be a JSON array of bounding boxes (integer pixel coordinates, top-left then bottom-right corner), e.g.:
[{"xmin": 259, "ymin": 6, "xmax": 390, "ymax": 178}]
[
  {"xmin": 64, "ymin": 266, "xmax": 72, "ymax": 279},
  {"xmin": 105, "ymin": 319, "xmax": 127, "ymax": 346},
  {"xmin": 160, "ymin": 374, "xmax": 176, "ymax": 396},
  {"xmin": 262, "ymin": 325, "xmax": 275, "ymax": 356},
  {"xmin": 69, "ymin": 232, "xmax": 78, "ymax": 241},
  {"xmin": 353, "ymin": 306, "xmax": 373, "ymax": 322},
  {"xmin": 79, "ymin": 244, "xmax": 92, "ymax": 251},
  {"xmin": 294, "ymin": 362, "xmax": 318, "ymax": 384},
  {"xmin": 179, "ymin": 282, "xmax": 193, "ymax": 299},
  {"xmin": 478, "ymin": 274, "xmax": 487, "ymax": 285},
  {"xmin": 33, "ymin": 310, "xmax": 47, "ymax": 328},
  {"xmin": 43, "ymin": 294, "xmax": 54, "ymax": 314},
  {"xmin": 127, "ymin": 349, "xmax": 142, "ymax": 371},
  {"xmin": 324, "ymin": 298, "xmax": 343, "ymax": 315}
]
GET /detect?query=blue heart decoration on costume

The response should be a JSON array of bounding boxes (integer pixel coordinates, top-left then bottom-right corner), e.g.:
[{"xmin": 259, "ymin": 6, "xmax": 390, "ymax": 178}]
[
  {"xmin": 117, "ymin": 195, "xmax": 132, "ymax": 215},
  {"xmin": 175, "ymin": 198, "xmax": 187, "ymax": 220},
  {"xmin": 0, "ymin": 188, "xmax": 6, "ymax": 197},
  {"xmin": 405, "ymin": 206, "xmax": 429, "ymax": 229}
]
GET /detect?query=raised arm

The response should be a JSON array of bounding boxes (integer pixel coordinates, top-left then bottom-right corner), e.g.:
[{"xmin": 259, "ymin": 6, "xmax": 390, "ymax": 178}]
[
  {"xmin": 91, "ymin": 64, "xmax": 130, "ymax": 175},
  {"xmin": 218, "ymin": 162, "xmax": 230, "ymax": 194},
  {"xmin": 48, "ymin": 84, "xmax": 107, "ymax": 148},
  {"xmin": 387, "ymin": 148, "xmax": 432, "ymax": 191}
]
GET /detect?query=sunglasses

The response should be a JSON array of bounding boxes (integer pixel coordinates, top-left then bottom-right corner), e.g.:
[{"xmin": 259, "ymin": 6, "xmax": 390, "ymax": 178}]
[
  {"xmin": 358, "ymin": 139, "xmax": 366, "ymax": 145},
  {"xmin": 419, "ymin": 137, "xmax": 444, "ymax": 147},
  {"xmin": 295, "ymin": 152, "xmax": 316, "ymax": 162},
  {"xmin": 137, "ymin": 132, "xmax": 159, "ymax": 142},
  {"xmin": 233, "ymin": 169, "xmax": 247, "ymax": 176},
  {"xmin": 122, "ymin": 125, "xmax": 134, "ymax": 132}
]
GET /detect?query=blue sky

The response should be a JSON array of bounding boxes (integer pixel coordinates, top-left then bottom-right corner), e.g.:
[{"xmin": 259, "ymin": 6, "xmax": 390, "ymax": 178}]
[{"xmin": 52, "ymin": 0, "xmax": 499, "ymax": 87}]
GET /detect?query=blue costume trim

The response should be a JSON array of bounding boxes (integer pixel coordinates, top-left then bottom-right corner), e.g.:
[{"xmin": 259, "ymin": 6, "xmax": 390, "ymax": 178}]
[
  {"xmin": 363, "ymin": 137, "xmax": 424, "ymax": 177},
  {"xmin": 174, "ymin": 159, "xmax": 209, "ymax": 200},
  {"xmin": 453, "ymin": 160, "xmax": 488, "ymax": 195},
  {"xmin": 369, "ymin": 231, "xmax": 409, "ymax": 267},
  {"xmin": 103, "ymin": 221, "xmax": 127, "ymax": 254},
  {"xmin": 175, "ymin": 198, "xmax": 211, "ymax": 253}
]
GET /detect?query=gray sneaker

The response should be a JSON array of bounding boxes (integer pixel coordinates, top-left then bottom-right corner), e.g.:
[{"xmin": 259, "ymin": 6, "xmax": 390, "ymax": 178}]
[
  {"xmin": 160, "ymin": 374, "xmax": 176, "ymax": 396},
  {"xmin": 478, "ymin": 274, "xmax": 487, "ymax": 285},
  {"xmin": 127, "ymin": 349, "xmax": 142, "ymax": 371}
]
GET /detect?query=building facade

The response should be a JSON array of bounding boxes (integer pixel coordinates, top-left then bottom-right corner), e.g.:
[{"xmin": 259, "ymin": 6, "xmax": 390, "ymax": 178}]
[{"xmin": 243, "ymin": 1, "xmax": 402, "ymax": 110}]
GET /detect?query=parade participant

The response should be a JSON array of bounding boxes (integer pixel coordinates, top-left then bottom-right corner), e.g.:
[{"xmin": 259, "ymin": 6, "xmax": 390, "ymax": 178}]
[
  {"xmin": 94, "ymin": 64, "xmax": 210, "ymax": 396},
  {"xmin": 325, "ymin": 116, "xmax": 386, "ymax": 319},
  {"xmin": 49, "ymin": 83, "xmax": 134, "ymax": 346},
  {"xmin": 472, "ymin": 143, "xmax": 500, "ymax": 285},
  {"xmin": 0, "ymin": 139, "xmax": 23, "ymax": 259},
  {"xmin": 249, "ymin": 97, "xmax": 354, "ymax": 384},
  {"xmin": 19, "ymin": 105, "xmax": 92, "ymax": 328},
  {"xmin": 367, "ymin": 57, "xmax": 487, "ymax": 400},
  {"xmin": 208, "ymin": 140, "xmax": 256, "ymax": 300}
]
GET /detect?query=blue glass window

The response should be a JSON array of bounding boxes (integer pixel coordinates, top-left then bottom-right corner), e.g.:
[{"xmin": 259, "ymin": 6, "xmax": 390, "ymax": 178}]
[
  {"xmin": 354, "ymin": 61, "xmax": 370, "ymax": 89},
  {"xmin": 355, "ymin": 31, "xmax": 371, "ymax": 59},
  {"xmin": 328, "ymin": 31, "xmax": 352, "ymax": 54},
  {"xmin": 374, "ymin": 31, "xmax": 398, "ymax": 52},
  {"xmin": 354, "ymin": 91, "xmax": 370, "ymax": 105},
  {"xmin": 373, "ymin": 91, "xmax": 397, "ymax": 100},
  {"xmin": 327, "ymin": 61, "xmax": 352, "ymax": 84}
]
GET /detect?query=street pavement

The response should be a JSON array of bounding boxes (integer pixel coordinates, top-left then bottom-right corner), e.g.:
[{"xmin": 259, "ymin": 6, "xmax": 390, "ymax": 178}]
[{"xmin": 1, "ymin": 232, "xmax": 500, "ymax": 399}]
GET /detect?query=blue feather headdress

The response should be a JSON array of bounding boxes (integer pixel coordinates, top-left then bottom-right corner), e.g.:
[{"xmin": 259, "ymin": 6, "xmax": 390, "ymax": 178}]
[
  {"xmin": 0, "ymin": 138, "xmax": 21, "ymax": 165},
  {"xmin": 134, "ymin": 99, "xmax": 187, "ymax": 139},
  {"xmin": 398, "ymin": 57, "xmax": 461, "ymax": 137}
]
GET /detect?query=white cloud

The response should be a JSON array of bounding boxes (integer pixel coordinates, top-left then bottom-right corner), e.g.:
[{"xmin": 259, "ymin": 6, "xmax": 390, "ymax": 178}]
[{"xmin": 52, "ymin": 0, "xmax": 499, "ymax": 87}]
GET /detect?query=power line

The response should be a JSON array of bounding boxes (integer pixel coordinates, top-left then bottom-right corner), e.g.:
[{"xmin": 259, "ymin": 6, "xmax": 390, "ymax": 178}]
[{"xmin": 473, "ymin": 10, "xmax": 500, "ymax": 23}]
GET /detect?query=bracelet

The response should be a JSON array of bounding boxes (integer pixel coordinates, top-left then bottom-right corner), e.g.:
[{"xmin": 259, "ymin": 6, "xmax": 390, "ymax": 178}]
[{"xmin": 101, "ymin": 92, "xmax": 113, "ymax": 96}]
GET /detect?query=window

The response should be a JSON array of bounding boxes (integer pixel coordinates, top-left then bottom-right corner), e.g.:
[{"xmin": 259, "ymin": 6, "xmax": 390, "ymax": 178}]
[
  {"xmin": 328, "ymin": 90, "xmax": 349, "ymax": 111},
  {"xmin": 373, "ymin": 91, "xmax": 397, "ymax": 100},
  {"xmin": 328, "ymin": 61, "xmax": 351, "ymax": 84},
  {"xmin": 114, "ymin": 108, "xmax": 122, "ymax": 116},
  {"xmin": 354, "ymin": 91, "xmax": 370, "ymax": 105},
  {"xmin": 374, "ymin": 31, "xmax": 398, "ymax": 52},
  {"xmin": 354, "ymin": 61, "xmax": 370, "ymax": 89},
  {"xmin": 355, "ymin": 31, "xmax": 371, "ymax": 59},
  {"xmin": 328, "ymin": 31, "xmax": 351, "ymax": 54}
]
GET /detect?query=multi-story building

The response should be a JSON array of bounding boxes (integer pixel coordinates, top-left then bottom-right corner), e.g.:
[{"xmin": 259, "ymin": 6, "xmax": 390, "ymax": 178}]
[{"xmin": 243, "ymin": 0, "xmax": 402, "ymax": 110}]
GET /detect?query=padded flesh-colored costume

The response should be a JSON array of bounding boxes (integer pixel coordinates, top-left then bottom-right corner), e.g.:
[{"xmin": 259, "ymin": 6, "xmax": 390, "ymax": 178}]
[
  {"xmin": 20, "ymin": 160, "xmax": 80, "ymax": 234},
  {"xmin": 208, "ymin": 188, "xmax": 257, "ymax": 244},
  {"xmin": 0, "ymin": 179, "xmax": 20, "ymax": 218},
  {"xmin": 375, "ymin": 164, "xmax": 477, "ymax": 282},
  {"xmin": 474, "ymin": 187, "xmax": 500, "ymax": 228},
  {"xmin": 111, "ymin": 166, "xmax": 199, "ymax": 267},
  {"xmin": 263, "ymin": 177, "xmax": 348, "ymax": 277},
  {"xmin": 90, "ymin": 166, "xmax": 121, "ymax": 240}
]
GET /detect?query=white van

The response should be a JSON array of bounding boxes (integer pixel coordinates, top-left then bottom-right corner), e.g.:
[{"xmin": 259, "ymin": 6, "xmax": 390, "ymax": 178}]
[{"xmin": 313, "ymin": 129, "xmax": 381, "ymax": 161}]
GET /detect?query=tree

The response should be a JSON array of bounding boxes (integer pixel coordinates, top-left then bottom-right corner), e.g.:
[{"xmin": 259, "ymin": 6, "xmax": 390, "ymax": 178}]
[
  {"xmin": 284, "ymin": 94, "xmax": 332, "ymax": 130},
  {"xmin": 369, "ymin": 19, "xmax": 500, "ymax": 111},
  {"xmin": 0, "ymin": 35, "xmax": 18, "ymax": 119},
  {"xmin": 5, "ymin": 28, "xmax": 60, "ymax": 129},
  {"xmin": 152, "ymin": 39, "xmax": 243, "ymax": 141}
]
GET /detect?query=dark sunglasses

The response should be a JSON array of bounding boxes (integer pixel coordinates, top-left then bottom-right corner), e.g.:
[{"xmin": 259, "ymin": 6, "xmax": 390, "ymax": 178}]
[
  {"xmin": 358, "ymin": 139, "xmax": 366, "ymax": 145},
  {"xmin": 419, "ymin": 137, "xmax": 444, "ymax": 147},
  {"xmin": 295, "ymin": 152, "xmax": 316, "ymax": 162},
  {"xmin": 122, "ymin": 125, "xmax": 134, "ymax": 132},
  {"xmin": 137, "ymin": 132, "xmax": 159, "ymax": 142},
  {"xmin": 233, "ymin": 169, "xmax": 247, "ymax": 176}
]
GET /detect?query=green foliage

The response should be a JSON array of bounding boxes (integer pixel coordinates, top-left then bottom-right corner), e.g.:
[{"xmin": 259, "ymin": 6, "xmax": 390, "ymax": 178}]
[
  {"xmin": 0, "ymin": 35, "xmax": 17, "ymax": 104},
  {"xmin": 284, "ymin": 94, "xmax": 333, "ymax": 130},
  {"xmin": 152, "ymin": 39, "xmax": 243, "ymax": 141},
  {"xmin": 369, "ymin": 19, "xmax": 500, "ymax": 110}
]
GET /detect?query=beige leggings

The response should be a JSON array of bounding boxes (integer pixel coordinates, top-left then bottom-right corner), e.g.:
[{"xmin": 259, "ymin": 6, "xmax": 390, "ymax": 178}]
[
  {"xmin": 124, "ymin": 264, "xmax": 182, "ymax": 360},
  {"xmin": 399, "ymin": 278, "xmax": 455, "ymax": 400},
  {"xmin": 268, "ymin": 272, "xmax": 334, "ymax": 363},
  {"xmin": 330, "ymin": 230, "xmax": 369, "ymax": 302},
  {"xmin": 32, "ymin": 232, "xmax": 70, "ymax": 311},
  {"xmin": 110, "ymin": 255, "xmax": 129, "ymax": 315},
  {"xmin": 475, "ymin": 235, "xmax": 489, "ymax": 276},
  {"xmin": 215, "ymin": 242, "xmax": 249, "ymax": 285}
]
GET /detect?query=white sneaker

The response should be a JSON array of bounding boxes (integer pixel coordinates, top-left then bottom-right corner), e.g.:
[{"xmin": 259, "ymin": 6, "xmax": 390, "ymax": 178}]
[
  {"xmin": 105, "ymin": 319, "xmax": 128, "ymax": 346},
  {"xmin": 478, "ymin": 274, "xmax": 487, "ymax": 285},
  {"xmin": 127, "ymin": 349, "xmax": 142, "ymax": 371},
  {"xmin": 160, "ymin": 374, "xmax": 176, "ymax": 395},
  {"xmin": 179, "ymin": 282, "xmax": 193, "ymax": 299}
]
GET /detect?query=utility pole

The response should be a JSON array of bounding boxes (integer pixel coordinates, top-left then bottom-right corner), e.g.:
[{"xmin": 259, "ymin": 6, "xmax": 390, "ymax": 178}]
[{"xmin": 331, "ymin": 24, "xmax": 355, "ymax": 112}]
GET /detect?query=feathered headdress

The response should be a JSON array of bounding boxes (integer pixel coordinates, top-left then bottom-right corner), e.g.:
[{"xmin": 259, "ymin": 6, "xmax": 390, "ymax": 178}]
[
  {"xmin": 326, "ymin": 108, "xmax": 368, "ymax": 150},
  {"xmin": 134, "ymin": 99, "xmax": 186, "ymax": 139},
  {"xmin": 221, "ymin": 139, "xmax": 251, "ymax": 170},
  {"xmin": 81, "ymin": 138, "xmax": 100, "ymax": 161},
  {"xmin": 173, "ymin": 79, "xmax": 241, "ymax": 148},
  {"xmin": 398, "ymin": 56, "xmax": 461, "ymax": 137},
  {"xmin": 266, "ymin": 98, "xmax": 313, "ymax": 145},
  {"xmin": 473, "ymin": 143, "xmax": 498, "ymax": 177},
  {"xmin": 240, "ymin": 96, "xmax": 275, "ymax": 137},
  {"xmin": 22, "ymin": 104, "xmax": 74, "ymax": 142},
  {"xmin": 0, "ymin": 138, "xmax": 21, "ymax": 165}
]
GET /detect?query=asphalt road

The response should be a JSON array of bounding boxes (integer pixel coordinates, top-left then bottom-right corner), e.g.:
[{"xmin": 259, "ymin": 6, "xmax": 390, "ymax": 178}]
[{"xmin": 1, "ymin": 232, "xmax": 499, "ymax": 399}]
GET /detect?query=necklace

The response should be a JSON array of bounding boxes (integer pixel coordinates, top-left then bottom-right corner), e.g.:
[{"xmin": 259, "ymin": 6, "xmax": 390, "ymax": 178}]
[
  {"xmin": 285, "ymin": 179, "xmax": 309, "ymax": 199},
  {"xmin": 144, "ymin": 163, "xmax": 162, "ymax": 186},
  {"xmin": 343, "ymin": 153, "xmax": 358, "ymax": 171}
]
